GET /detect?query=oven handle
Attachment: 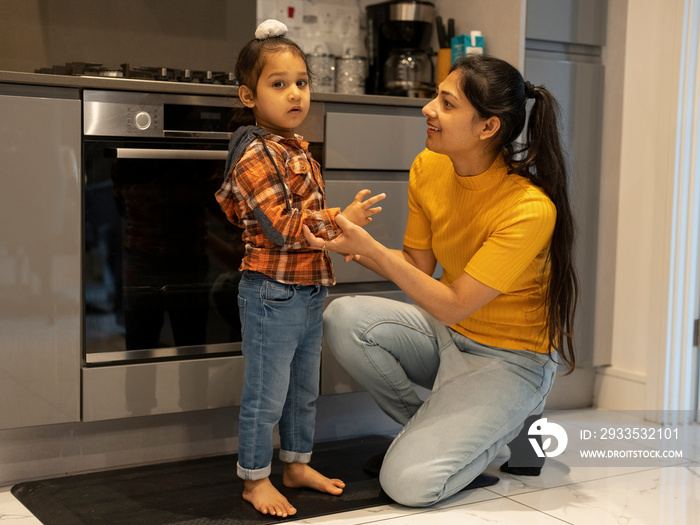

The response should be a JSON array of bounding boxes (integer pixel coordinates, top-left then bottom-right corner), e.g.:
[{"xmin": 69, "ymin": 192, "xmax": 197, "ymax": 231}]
[
  {"xmin": 112, "ymin": 148, "xmax": 228, "ymax": 160},
  {"xmin": 163, "ymin": 131, "xmax": 231, "ymax": 140}
]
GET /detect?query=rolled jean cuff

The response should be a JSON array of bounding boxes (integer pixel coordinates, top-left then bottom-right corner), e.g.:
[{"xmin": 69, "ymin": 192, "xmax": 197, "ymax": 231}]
[
  {"xmin": 236, "ymin": 461, "xmax": 271, "ymax": 481},
  {"xmin": 279, "ymin": 449, "xmax": 312, "ymax": 464}
]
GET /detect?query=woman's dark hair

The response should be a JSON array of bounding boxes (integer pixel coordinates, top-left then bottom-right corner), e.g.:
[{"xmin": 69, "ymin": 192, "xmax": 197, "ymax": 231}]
[
  {"xmin": 451, "ymin": 54, "xmax": 579, "ymax": 373},
  {"xmin": 235, "ymin": 35, "xmax": 312, "ymax": 94}
]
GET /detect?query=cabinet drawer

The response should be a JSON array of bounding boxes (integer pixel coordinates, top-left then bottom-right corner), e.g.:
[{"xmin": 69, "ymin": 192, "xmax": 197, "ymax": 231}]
[
  {"xmin": 325, "ymin": 178, "xmax": 409, "ymax": 283},
  {"xmin": 325, "ymin": 112, "xmax": 426, "ymax": 170},
  {"xmin": 82, "ymin": 356, "xmax": 245, "ymax": 421}
]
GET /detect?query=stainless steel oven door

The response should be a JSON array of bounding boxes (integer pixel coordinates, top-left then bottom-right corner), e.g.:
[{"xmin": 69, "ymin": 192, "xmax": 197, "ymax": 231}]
[{"xmin": 83, "ymin": 139, "xmax": 244, "ymax": 365}]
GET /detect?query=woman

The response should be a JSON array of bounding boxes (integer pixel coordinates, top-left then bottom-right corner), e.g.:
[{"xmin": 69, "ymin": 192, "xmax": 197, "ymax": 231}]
[{"xmin": 303, "ymin": 54, "xmax": 578, "ymax": 507}]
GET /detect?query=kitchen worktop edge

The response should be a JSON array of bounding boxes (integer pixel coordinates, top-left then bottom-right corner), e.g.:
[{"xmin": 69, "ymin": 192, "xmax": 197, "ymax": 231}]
[{"xmin": 0, "ymin": 70, "xmax": 428, "ymax": 107}]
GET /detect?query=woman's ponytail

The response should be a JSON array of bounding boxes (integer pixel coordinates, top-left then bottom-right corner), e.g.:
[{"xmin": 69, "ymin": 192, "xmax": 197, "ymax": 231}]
[{"xmin": 523, "ymin": 87, "xmax": 579, "ymax": 374}]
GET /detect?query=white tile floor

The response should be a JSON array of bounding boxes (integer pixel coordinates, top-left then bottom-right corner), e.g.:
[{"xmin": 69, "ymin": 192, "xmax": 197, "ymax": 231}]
[{"xmin": 1, "ymin": 409, "xmax": 698, "ymax": 525}]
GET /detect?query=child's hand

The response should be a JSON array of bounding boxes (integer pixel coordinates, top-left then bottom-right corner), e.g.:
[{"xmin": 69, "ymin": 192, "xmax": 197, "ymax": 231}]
[{"xmin": 341, "ymin": 189, "xmax": 386, "ymax": 227}]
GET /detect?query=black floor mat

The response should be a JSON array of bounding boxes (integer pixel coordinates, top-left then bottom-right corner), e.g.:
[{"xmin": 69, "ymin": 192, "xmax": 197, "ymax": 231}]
[{"xmin": 12, "ymin": 435, "xmax": 393, "ymax": 525}]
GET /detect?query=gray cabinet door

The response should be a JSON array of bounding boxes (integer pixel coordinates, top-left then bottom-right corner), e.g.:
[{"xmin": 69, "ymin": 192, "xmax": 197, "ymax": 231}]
[
  {"xmin": 325, "ymin": 112, "xmax": 426, "ymax": 171},
  {"xmin": 0, "ymin": 86, "xmax": 81, "ymax": 428},
  {"xmin": 525, "ymin": 55, "xmax": 604, "ymax": 409},
  {"xmin": 526, "ymin": 0, "xmax": 607, "ymax": 46}
]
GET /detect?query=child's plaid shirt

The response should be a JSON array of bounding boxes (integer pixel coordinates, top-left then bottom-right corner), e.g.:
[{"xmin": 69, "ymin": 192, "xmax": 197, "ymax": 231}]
[{"xmin": 216, "ymin": 132, "xmax": 339, "ymax": 286}]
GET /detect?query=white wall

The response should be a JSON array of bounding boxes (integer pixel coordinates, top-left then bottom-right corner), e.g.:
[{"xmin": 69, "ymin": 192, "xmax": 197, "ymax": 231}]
[
  {"xmin": 432, "ymin": 0, "xmax": 525, "ymax": 69},
  {"xmin": 593, "ymin": 0, "xmax": 687, "ymax": 410}
]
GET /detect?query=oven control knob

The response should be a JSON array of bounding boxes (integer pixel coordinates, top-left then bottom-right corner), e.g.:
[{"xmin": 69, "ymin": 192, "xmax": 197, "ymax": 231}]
[{"xmin": 134, "ymin": 111, "xmax": 152, "ymax": 130}]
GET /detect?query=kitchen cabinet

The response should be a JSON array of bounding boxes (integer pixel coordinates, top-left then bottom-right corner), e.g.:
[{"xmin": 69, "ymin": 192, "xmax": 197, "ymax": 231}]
[
  {"xmin": 0, "ymin": 84, "xmax": 81, "ymax": 429},
  {"xmin": 319, "ymin": 102, "xmax": 425, "ymax": 395},
  {"xmin": 322, "ymin": 105, "xmax": 426, "ymax": 284},
  {"xmin": 524, "ymin": 0, "xmax": 606, "ymax": 408},
  {"xmin": 526, "ymin": 0, "xmax": 606, "ymax": 47}
]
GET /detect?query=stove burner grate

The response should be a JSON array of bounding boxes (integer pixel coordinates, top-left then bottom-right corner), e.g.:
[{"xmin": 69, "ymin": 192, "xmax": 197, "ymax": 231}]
[{"xmin": 35, "ymin": 62, "xmax": 237, "ymax": 85}]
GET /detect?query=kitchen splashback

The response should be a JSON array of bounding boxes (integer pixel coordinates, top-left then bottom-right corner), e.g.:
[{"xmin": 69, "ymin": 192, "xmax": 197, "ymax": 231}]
[
  {"xmin": 257, "ymin": 0, "xmax": 369, "ymax": 58},
  {"xmin": 0, "ymin": 0, "xmax": 256, "ymax": 74}
]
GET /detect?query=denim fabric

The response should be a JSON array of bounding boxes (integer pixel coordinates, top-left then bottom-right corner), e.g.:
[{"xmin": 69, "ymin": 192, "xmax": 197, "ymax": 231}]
[
  {"xmin": 324, "ymin": 295, "xmax": 556, "ymax": 507},
  {"xmin": 236, "ymin": 271, "xmax": 328, "ymax": 480}
]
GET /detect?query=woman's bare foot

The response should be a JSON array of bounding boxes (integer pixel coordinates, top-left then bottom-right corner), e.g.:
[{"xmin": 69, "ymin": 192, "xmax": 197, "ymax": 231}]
[
  {"xmin": 283, "ymin": 462, "xmax": 345, "ymax": 495},
  {"xmin": 242, "ymin": 478, "xmax": 297, "ymax": 517}
]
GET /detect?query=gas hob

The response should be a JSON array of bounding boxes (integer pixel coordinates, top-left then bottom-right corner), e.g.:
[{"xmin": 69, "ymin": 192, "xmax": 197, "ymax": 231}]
[{"xmin": 35, "ymin": 62, "xmax": 237, "ymax": 85}]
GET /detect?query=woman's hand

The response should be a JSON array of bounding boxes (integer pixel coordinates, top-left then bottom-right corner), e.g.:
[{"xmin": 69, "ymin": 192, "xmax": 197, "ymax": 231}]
[
  {"xmin": 305, "ymin": 214, "xmax": 500, "ymax": 324},
  {"xmin": 303, "ymin": 213, "xmax": 377, "ymax": 260},
  {"xmin": 341, "ymin": 189, "xmax": 386, "ymax": 227}
]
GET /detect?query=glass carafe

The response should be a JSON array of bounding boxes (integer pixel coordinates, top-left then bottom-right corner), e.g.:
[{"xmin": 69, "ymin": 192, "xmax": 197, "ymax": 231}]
[{"xmin": 382, "ymin": 48, "xmax": 434, "ymax": 97}]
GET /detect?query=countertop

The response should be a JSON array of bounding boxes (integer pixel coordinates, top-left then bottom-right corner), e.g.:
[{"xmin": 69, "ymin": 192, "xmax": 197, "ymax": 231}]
[{"xmin": 0, "ymin": 70, "xmax": 428, "ymax": 107}]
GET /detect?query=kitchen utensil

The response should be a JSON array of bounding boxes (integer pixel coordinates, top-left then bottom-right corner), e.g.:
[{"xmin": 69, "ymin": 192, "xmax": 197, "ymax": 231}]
[{"xmin": 436, "ymin": 16, "xmax": 447, "ymax": 48}]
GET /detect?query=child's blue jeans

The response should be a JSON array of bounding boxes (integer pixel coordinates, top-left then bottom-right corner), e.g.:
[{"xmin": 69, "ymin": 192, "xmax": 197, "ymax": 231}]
[{"xmin": 236, "ymin": 271, "xmax": 328, "ymax": 480}]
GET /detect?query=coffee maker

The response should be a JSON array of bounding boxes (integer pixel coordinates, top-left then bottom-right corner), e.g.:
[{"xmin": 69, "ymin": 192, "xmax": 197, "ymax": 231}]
[{"xmin": 366, "ymin": 0, "xmax": 435, "ymax": 97}]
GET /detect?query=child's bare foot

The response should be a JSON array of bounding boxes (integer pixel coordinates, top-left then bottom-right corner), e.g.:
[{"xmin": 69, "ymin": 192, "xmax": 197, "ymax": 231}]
[
  {"xmin": 242, "ymin": 478, "xmax": 297, "ymax": 517},
  {"xmin": 283, "ymin": 462, "xmax": 345, "ymax": 495}
]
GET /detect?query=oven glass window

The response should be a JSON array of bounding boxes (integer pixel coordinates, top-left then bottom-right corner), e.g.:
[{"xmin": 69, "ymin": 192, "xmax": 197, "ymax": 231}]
[{"xmin": 84, "ymin": 141, "xmax": 244, "ymax": 361}]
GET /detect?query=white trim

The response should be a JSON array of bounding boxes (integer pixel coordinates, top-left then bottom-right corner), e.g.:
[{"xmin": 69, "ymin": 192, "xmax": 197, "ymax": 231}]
[
  {"xmin": 596, "ymin": 366, "xmax": 646, "ymax": 384},
  {"xmin": 594, "ymin": 366, "xmax": 646, "ymax": 411}
]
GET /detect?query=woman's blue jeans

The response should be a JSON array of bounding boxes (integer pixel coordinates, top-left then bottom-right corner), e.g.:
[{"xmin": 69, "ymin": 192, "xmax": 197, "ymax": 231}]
[
  {"xmin": 324, "ymin": 295, "xmax": 557, "ymax": 507},
  {"xmin": 236, "ymin": 271, "xmax": 328, "ymax": 480}
]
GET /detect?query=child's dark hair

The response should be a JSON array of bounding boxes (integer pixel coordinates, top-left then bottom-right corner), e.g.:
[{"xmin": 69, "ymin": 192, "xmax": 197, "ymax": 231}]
[
  {"xmin": 235, "ymin": 35, "xmax": 311, "ymax": 93},
  {"xmin": 450, "ymin": 54, "xmax": 579, "ymax": 374}
]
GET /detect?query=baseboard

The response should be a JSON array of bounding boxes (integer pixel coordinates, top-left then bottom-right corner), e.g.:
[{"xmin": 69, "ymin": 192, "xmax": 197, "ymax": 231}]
[{"xmin": 593, "ymin": 366, "xmax": 647, "ymax": 410}]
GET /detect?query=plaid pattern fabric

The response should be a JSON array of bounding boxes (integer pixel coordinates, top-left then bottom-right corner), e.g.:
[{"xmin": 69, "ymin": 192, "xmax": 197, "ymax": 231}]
[{"xmin": 216, "ymin": 133, "xmax": 339, "ymax": 285}]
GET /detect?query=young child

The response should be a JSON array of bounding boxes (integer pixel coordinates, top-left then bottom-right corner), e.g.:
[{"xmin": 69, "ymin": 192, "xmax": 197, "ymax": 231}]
[{"xmin": 215, "ymin": 20, "xmax": 385, "ymax": 518}]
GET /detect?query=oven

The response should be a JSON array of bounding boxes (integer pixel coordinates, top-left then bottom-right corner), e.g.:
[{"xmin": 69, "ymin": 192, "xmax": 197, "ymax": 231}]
[
  {"xmin": 81, "ymin": 90, "xmax": 259, "ymax": 421},
  {"xmin": 83, "ymin": 90, "xmax": 252, "ymax": 366}
]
